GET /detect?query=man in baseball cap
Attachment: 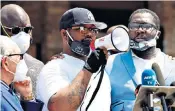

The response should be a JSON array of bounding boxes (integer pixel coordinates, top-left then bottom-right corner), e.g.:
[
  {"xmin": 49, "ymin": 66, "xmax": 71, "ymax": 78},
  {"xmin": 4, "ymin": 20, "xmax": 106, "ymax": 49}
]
[
  {"xmin": 36, "ymin": 7, "xmax": 111, "ymax": 111},
  {"xmin": 59, "ymin": 7, "xmax": 107, "ymax": 30}
]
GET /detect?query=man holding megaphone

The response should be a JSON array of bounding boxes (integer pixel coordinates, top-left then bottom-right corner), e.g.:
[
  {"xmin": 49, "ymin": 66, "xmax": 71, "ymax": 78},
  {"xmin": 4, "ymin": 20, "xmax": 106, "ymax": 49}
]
[
  {"xmin": 36, "ymin": 6, "xmax": 131, "ymax": 110},
  {"xmin": 36, "ymin": 7, "xmax": 112, "ymax": 111}
]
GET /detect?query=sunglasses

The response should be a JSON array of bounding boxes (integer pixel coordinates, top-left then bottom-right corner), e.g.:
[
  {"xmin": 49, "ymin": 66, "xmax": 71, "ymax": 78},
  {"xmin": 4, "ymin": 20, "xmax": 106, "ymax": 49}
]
[
  {"xmin": 7, "ymin": 54, "xmax": 24, "ymax": 60},
  {"xmin": 71, "ymin": 26, "xmax": 99, "ymax": 34},
  {"xmin": 3, "ymin": 25, "xmax": 34, "ymax": 34},
  {"xmin": 128, "ymin": 23, "xmax": 157, "ymax": 31}
]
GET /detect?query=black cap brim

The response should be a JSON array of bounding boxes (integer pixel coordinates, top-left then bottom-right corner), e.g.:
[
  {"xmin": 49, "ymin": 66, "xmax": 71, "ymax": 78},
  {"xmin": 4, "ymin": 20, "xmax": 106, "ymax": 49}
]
[{"xmin": 83, "ymin": 21, "xmax": 107, "ymax": 30}]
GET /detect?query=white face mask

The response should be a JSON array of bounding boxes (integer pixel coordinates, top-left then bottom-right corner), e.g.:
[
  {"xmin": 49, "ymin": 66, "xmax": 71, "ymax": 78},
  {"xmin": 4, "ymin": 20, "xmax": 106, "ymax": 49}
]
[
  {"xmin": 11, "ymin": 32, "xmax": 31, "ymax": 54},
  {"xmin": 6, "ymin": 58, "xmax": 28, "ymax": 82},
  {"xmin": 130, "ymin": 38, "xmax": 157, "ymax": 51},
  {"xmin": 13, "ymin": 59, "xmax": 28, "ymax": 82},
  {"xmin": 130, "ymin": 32, "xmax": 158, "ymax": 51}
]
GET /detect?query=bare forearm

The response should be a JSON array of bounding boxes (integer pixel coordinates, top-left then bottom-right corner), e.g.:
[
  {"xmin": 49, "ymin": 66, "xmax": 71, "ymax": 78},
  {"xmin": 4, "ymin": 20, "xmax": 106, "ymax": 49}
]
[
  {"xmin": 67, "ymin": 69, "xmax": 91, "ymax": 109},
  {"xmin": 48, "ymin": 69, "xmax": 92, "ymax": 111}
]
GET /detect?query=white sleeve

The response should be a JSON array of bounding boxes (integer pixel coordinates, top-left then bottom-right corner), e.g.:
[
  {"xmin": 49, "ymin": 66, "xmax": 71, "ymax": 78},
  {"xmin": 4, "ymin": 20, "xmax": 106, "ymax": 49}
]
[{"xmin": 36, "ymin": 60, "xmax": 69, "ymax": 108}]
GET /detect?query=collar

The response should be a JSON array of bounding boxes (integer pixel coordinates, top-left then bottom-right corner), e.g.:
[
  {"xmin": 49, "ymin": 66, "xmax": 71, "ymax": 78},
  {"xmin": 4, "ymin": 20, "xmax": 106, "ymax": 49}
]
[
  {"xmin": 63, "ymin": 54, "xmax": 85, "ymax": 64},
  {"xmin": 0, "ymin": 80, "xmax": 15, "ymax": 95},
  {"xmin": 131, "ymin": 48, "xmax": 161, "ymax": 61},
  {"xmin": 0, "ymin": 80, "xmax": 9, "ymax": 89},
  {"xmin": 131, "ymin": 50, "xmax": 139, "ymax": 58}
]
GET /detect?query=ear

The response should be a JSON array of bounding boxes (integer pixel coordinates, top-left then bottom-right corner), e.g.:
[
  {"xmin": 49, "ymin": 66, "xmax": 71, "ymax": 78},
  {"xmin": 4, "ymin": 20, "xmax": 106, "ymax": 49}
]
[
  {"xmin": 156, "ymin": 30, "xmax": 161, "ymax": 39},
  {"xmin": 60, "ymin": 29, "xmax": 68, "ymax": 41},
  {"xmin": 1, "ymin": 57, "xmax": 9, "ymax": 71}
]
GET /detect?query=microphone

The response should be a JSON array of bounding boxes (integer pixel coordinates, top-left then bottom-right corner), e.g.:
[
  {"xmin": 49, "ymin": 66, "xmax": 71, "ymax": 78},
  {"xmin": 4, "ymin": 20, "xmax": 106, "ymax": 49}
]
[
  {"xmin": 168, "ymin": 81, "xmax": 175, "ymax": 111},
  {"xmin": 141, "ymin": 69, "xmax": 158, "ymax": 111},
  {"xmin": 142, "ymin": 69, "xmax": 158, "ymax": 86},
  {"xmin": 152, "ymin": 63, "xmax": 165, "ymax": 86},
  {"xmin": 170, "ymin": 82, "xmax": 175, "ymax": 110},
  {"xmin": 170, "ymin": 81, "xmax": 175, "ymax": 86},
  {"xmin": 152, "ymin": 63, "xmax": 170, "ymax": 111},
  {"xmin": 135, "ymin": 69, "xmax": 158, "ymax": 96},
  {"xmin": 142, "ymin": 69, "xmax": 168, "ymax": 111}
]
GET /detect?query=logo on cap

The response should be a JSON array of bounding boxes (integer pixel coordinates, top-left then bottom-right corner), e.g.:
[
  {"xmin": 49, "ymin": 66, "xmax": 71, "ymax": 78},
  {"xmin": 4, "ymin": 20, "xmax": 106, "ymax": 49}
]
[{"xmin": 87, "ymin": 12, "xmax": 95, "ymax": 21}]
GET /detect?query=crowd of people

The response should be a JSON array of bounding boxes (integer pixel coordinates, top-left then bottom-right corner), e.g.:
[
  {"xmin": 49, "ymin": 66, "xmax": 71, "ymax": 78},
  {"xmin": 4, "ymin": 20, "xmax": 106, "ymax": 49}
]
[{"xmin": 1, "ymin": 3, "xmax": 175, "ymax": 111}]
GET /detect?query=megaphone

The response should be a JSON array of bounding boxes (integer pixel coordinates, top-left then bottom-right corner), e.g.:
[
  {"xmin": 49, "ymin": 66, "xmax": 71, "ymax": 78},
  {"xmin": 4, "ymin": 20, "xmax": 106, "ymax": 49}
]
[{"xmin": 95, "ymin": 26, "xmax": 130, "ymax": 52}]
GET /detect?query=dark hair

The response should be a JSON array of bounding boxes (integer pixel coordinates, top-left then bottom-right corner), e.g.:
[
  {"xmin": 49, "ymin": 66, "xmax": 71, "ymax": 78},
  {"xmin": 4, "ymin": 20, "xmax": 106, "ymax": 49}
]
[{"xmin": 129, "ymin": 9, "xmax": 160, "ymax": 30}]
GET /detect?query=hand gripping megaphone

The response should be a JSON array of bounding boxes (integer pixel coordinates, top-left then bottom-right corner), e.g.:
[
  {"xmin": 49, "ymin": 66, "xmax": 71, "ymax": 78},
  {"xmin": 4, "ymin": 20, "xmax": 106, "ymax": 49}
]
[{"xmin": 95, "ymin": 26, "xmax": 130, "ymax": 52}]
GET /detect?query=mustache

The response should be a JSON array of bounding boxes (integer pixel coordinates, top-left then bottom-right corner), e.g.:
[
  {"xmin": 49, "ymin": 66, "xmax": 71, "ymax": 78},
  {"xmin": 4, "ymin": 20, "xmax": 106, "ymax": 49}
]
[
  {"xmin": 83, "ymin": 35, "xmax": 93, "ymax": 41},
  {"xmin": 133, "ymin": 33, "xmax": 150, "ymax": 41}
]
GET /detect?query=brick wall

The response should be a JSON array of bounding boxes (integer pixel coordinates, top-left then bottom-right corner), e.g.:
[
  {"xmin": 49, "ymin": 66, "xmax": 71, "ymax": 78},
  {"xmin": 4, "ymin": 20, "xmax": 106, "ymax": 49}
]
[
  {"xmin": 1, "ymin": 1, "xmax": 175, "ymax": 63},
  {"xmin": 42, "ymin": 1, "xmax": 70, "ymax": 62},
  {"xmin": 1, "ymin": 1, "xmax": 70, "ymax": 63},
  {"xmin": 149, "ymin": 1, "xmax": 175, "ymax": 56}
]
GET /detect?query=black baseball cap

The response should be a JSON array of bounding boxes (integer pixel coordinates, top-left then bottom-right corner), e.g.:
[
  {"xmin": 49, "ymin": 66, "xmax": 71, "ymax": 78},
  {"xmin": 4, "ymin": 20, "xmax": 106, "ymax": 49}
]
[{"xmin": 59, "ymin": 7, "xmax": 107, "ymax": 30}]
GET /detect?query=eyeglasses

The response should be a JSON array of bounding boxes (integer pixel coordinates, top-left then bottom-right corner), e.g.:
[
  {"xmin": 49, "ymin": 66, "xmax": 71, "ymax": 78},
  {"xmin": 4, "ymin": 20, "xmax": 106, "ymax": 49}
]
[
  {"xmin": 71, "ymin": 26, "xmax": 99, "ymax": 34},
  {"xmin": 128, "ymin": 23, "xmax": 157, "ymax": 31},
  {"xmin": 7, "ymin": 54, "xmax": 24, "ymax": 60},
  {"xmin": 2, "ymin": 25, "xmax": 34, "ymax": 34}
]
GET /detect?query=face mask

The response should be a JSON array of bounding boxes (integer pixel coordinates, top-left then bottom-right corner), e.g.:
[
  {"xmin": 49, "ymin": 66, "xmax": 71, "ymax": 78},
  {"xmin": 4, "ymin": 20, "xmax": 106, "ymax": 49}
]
[
  {"xmin": 11, "ymin": 31, "xmax": 31, "ymax": 54},
  {"xmin": 130, "ymin": 38, "xmax": 157, "ymax": 51},
  {"xmin": 13, "ymin": 59, "xmax": 28, "ymax": 82},
  {"xmin": 66, "ymin": 30, "xmax": 91, "ymax": 57},
  {"xmin": 6, "ymin": 58, "xmax": 28, "ymax": 82},
  {"xmin": 130, "ymin": 32, "xmax": 158, "ymax": 51}
]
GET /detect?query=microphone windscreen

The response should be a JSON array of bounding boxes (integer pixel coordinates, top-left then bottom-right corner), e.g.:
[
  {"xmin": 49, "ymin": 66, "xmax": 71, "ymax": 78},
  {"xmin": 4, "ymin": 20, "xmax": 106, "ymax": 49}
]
[
  {"xmin": 152, "ymin": 63, "xmax": 165, "ymax": 86},
  {"xmin": 142, "ymin": 69, "xmax": 157, "ymax": 86}
]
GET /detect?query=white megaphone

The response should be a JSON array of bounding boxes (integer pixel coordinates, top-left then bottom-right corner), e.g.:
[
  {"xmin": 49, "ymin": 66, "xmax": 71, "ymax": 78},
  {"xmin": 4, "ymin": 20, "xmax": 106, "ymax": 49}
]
[{"xmin": 95, "ymin": 26, "xmax": 130, "ymax": 53}]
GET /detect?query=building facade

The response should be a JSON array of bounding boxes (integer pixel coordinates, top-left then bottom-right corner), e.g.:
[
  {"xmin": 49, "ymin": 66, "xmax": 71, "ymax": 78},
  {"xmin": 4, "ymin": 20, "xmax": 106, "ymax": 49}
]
[{"xmin": 1, "ymin": 1, "xmax": 175, "ymax": 63}]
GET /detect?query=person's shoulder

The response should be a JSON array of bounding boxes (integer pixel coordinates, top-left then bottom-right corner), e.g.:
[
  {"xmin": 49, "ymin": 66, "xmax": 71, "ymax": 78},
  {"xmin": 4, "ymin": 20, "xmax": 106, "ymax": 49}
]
[
  {"xmin": 24, "ymin": 53, "xmax": 44, "ymax": 65},
  {"xmin": 41, "ymin": 57, "xmax": 67, "ymax": 73},
  {"xmin": 160, "ymin": 51, "xmax": 175, "ymax": 65},
  {"xmin": 166, "ymin": 55, "xmax": 175, "ymax": 61},
  {"xmin": 160, "ymin": 51, "xmax": 175, "ymax": 61}
]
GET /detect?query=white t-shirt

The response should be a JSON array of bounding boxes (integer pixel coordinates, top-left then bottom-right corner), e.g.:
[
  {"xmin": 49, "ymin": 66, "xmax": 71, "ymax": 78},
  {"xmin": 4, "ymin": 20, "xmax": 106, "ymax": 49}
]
[
  {"xmin": 79, "ymin": 70, "xmax": 111, "ymax": 111},
  {"xmin": 36, "ymin": 54, "xmax": 111, "ymax": 111}
]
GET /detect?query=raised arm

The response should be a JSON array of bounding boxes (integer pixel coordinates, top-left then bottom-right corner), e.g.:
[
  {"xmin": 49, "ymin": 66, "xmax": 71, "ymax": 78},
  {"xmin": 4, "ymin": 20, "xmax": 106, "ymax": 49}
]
[{"xmin": 48, "ymin": 48, "xmax": 107, "ymax": 111}]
